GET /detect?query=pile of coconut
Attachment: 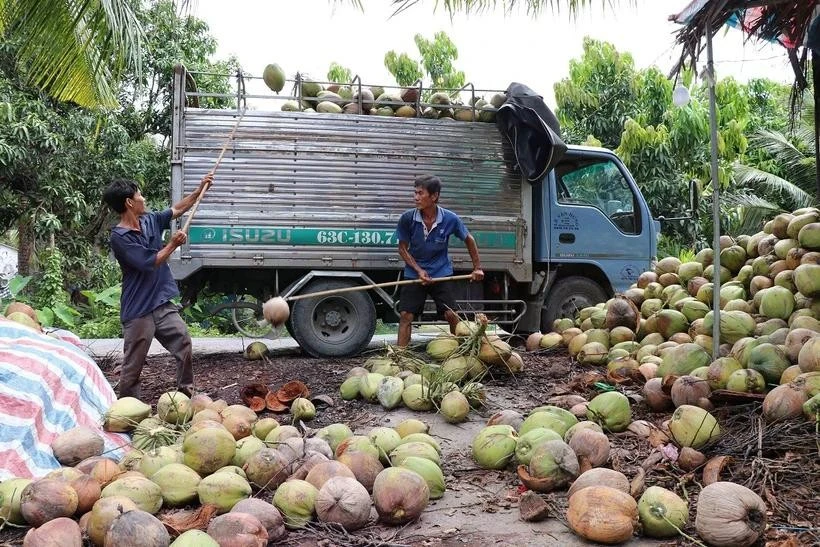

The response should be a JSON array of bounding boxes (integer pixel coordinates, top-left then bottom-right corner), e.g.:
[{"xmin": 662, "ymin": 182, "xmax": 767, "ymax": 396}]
[
  {"xmin": 0, "ymin": 391, "xmax": 446, "ymax": 546},
  {"xmin": 531, "ymin": 206, "xmax": 819, "ymax": 425},
  {"xmin": 485, "ymin": 206, "xmax": 820, "ymax": 545},
  {"xmin": 340, "ymin": 313, "xmax": 520, "ymax": 422}
]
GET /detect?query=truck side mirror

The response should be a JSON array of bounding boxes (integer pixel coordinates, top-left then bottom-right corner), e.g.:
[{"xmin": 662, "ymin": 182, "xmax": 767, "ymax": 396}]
[{"xmin": 689, "ymin": 179, "xmax": 699, "ymax": 216}]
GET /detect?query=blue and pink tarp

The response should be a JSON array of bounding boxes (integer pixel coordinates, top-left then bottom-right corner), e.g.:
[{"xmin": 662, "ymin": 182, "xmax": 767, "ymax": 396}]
[{"xmin": 0, "ymin": 317, "xmax": 129, "ymax": 480}]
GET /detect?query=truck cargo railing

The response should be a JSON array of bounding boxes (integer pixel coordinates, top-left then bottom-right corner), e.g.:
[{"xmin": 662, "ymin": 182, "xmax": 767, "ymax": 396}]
[{"xmin": 179, "ymin": 66, "xmax": 507, "ymax": 122}]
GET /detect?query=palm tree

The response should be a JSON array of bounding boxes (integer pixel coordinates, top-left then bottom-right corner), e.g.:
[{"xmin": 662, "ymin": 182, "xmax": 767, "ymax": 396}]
[
  {"xmin": 0, "ymin": 0, "xmax": 143, "ymax": 107},
  {"xmin": 729, "ymin": 96, "xmax": 817, "ymax": 234}
]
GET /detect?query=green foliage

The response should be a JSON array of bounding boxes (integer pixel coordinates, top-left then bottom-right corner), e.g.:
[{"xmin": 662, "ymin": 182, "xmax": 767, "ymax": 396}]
[
  {"xmin": 384, "ymin": 51, "xmax": 423, "ymax": 87},
  {"xmin": 554, "ymin": 38, "xmax": 639, "ymax": 148},
  {"xmin": 384, "ymin": 31, "xmax": 465, "ymax": 93},
  {"xmin": 327, "ymin": 62, "xmax": 353, "ymax": 84},
  {"xmin": 555, "ymin": 37, "xmax": 800, "ymax": 253},
  {"xmin": 72, "ymin": 284, "xmax": 122, "ymax": 338},
  {"xmin": 0, "ymin": 0, "xmax": 142, "ymax": 107}
]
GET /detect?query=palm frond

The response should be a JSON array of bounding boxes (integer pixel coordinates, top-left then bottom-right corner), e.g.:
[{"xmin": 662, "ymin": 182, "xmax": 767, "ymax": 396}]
[
  {"xmin": 2, "ymin": 0, "xmax": 142, "ymax": 107},
  {"xmin": 748, "ymin": 128, "xmax": 815, "ymax": 188},
  {"xmin": 387, "ymin": 0, "xmax": 630, "ymax": 17},
  {"xmin": 720, "ymin": 192, "xmax": 782, "ymax": 236},
  {"xmin": 733, "ymin": 163, "xmax": 815, "ymax": 209}
]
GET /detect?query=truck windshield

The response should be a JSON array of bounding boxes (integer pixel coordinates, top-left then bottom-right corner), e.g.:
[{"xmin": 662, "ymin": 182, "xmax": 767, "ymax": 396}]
[{"xmin": 556, "ymin": 159, "xmax": 640, "ymax": 235}]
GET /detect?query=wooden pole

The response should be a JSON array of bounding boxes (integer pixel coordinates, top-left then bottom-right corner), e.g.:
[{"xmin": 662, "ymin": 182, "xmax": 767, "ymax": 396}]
[
  {"xmin": 182, "ymin": 112, "xmax": 245, "ymax": 234},
  {"xmin": 813, "ymin": 51, "xmax": 820, "ymax": 202},
  {"xmin": 285, "ymin": 274, "xmax": 474, "ymax": 302}
]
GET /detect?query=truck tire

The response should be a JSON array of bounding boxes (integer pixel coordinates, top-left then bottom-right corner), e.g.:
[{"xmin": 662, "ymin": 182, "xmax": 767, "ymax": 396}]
[
  {"xmin": 289, "ymin": 279, "xmax": 377, "ymax": 358},
  {"xmin": 541, "ymin": 276, "xmax": 608, "ymax": 332}
]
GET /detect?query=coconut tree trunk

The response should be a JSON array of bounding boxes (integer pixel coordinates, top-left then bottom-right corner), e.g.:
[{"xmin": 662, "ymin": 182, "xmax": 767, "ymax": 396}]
[{"xmin": 17, "ymin": 206, "xmax": 34, "ymax": 277}]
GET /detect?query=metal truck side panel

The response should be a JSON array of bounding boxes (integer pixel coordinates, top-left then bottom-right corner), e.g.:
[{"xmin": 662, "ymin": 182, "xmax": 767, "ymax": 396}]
[{"xmin": 171, "ymin": 109, "xmax": 531, "ymax": 281}]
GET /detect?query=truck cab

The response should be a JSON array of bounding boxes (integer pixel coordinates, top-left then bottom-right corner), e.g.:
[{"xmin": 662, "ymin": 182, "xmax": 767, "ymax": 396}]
[{"xmin": 534, "ymin": 147, "xmax": 659, "ymax": 325}]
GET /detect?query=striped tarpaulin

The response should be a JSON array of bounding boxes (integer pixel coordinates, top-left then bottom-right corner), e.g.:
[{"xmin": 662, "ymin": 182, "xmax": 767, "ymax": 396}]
[{"xmin": 0, "ymin": 317, "xmax": 129, "ymax": 480}]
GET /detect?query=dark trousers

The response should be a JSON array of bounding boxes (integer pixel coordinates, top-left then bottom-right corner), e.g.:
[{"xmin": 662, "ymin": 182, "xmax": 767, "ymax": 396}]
[{"xmin": 119, "ymin": 302, "xmax": 193, "ymax": 400}]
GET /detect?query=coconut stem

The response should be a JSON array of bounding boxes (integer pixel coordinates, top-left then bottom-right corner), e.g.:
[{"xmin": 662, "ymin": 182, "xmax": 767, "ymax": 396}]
[{"xmin": 660, "ymin": 513, "xmax": 706, "ymax": 547}]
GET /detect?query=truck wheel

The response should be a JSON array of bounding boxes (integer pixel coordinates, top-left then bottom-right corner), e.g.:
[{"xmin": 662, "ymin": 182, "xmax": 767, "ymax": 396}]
[
  {"xmin": 541, "ymin": 276, "xmax": 608, "ymax": 332},
  {"xmin": 289, "ymin": 279, "xmax": 376, "ymax": 358}
]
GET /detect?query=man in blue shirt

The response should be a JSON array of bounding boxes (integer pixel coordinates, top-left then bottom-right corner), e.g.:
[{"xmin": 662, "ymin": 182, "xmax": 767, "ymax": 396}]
[
  {"xmin": 396, "ymin": 174, "xmax": 484, "ymax": 346},
  {"xmin": 103, "ymin": 174, "xmax": 212, "ymax": 400}
]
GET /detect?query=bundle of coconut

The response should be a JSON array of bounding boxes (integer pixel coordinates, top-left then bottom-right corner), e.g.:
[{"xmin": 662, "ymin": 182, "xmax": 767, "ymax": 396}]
[
  {"xmin": 0, "ymin": 391, "xmax": 443, "ymax": 545},
  {"xmin": 339, "ymin": 314, "xmax": 518, "ymax": 422},
  {"xmin": 529, "ymin": 207, "xmax": 820, "ymax": 424}
]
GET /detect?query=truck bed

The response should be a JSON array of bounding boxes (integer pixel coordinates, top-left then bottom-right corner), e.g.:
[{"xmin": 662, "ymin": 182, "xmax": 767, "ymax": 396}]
[{"xmin": 171, "ymin": 109, "xmax": 532, "ymax": 281}]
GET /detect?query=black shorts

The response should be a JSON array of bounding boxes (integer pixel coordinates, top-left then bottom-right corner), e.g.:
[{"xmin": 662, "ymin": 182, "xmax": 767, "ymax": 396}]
[{"xmin": 398, "ymin": 281, "xmax": 456, "ymax": 317}]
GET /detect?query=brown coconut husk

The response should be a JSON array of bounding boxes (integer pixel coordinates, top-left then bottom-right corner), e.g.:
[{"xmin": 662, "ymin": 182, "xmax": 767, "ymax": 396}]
[
  {"xmin": 264, "ymin": 392, "xmax": 287, "ymax": 412},
  {"xmin": 161, "ymin": 504, "xmax": 220, "ymax": 536},
  {"xmin": 516, "ymin": 465, "xmax": 567, "ymax": 493},
  {"xmin": 275, "ymin": 380, "xmax": 310, "ymax": 403},
  {"xmin": 240, "ymin": 383, "xmax": 269, "ymax": 412}
]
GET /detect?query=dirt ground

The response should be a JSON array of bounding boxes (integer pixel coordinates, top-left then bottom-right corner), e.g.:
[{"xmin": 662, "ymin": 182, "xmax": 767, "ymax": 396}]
[{"xmin": 1, "ymin": 342, "xmax": 818, "ymax": 546}]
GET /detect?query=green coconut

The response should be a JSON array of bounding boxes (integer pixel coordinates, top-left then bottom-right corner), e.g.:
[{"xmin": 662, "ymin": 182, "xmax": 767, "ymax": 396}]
[
  {"xmin": 681, "ymin": 300, "xmax": 710, "ymax": 322},
  {"xmin": 586, "ymin": 392, "xmax": 631, "ymax": 432},
  {"xmin": 703, "ymin": 310, "xmax": 756, "ymax": 344},
  {"xmin": 183, "ymin": 426, "xmax": 237, "ymax": 475},
  {"xmin": 157, "ymin": 391, "xmax": 193, "ymax": 425},
  {"xmin": 401, "ymin": 383, "xmax": 434, "ymax": 411},
  {"xmin": 657, "ymin": 343, "xmax": 712, "ymax": 379},
  {"xmin": 0, "ymin": 478, "xmax": 32, "ymax": 524},
  {"xmin": 471, "ymin": 425, "xmax": 517, "ymax": 469},
  {"xmin": 376, "ymin": 377, "xmax": 404, "ymax": 410},
  {"xmin": 100, "ymin": 475, "xmax": 163, "ymax": 514},
  {"xmin": 273, "ymin": 480, "xmax": 318, "ymax": 529},
  {"xmin": 748, "ymin": 343, "xmax": 790, "ymax": 385},
  {"xmin": 397, "ymin": 433, "xmax": 441, "ymax": 455},
  {"xmin": 794, "ymin": 264, "xmax": 820, "ymax": 297},
  {"xmin": 638, "ymin": 486, "xmax": 689, "ymax": 538},
  {"xmin": 440, "ymin": 390, "xmax": 470, "ymax": 423},
  {"xmin": 656, "ymin": 309, "xmax": 690, "ymax": 339},
  {"xmin": 427, "ymin": 337, "xmax": 459, "ymax": 360},
  {"xmin": 232, "ymin": 435, "xmax": 266, "ymax": 467},
  {"xmin": 515, "ymin": 427, "xmax": 562, "ymax": 465},
  {"xmin": 262, "ymin": 63, "xmax": 286, "ymax": 93},
  {"xmin": 171, "ymin": 530, "xmax": 220, "ymax": 547},
  {"xmin": 526, "ymin": 440, "xmax": 580, "ymax": 491},
  {"xmin": 339, "ymin": 376, "xmax": 360, "ymax": 400},
  {"xmin": 150, "ymin": 463, "xmax": 201, "ymax": 507},
  {"xmin": 798, "ymin": 222, "xmax": 820, "ymax": 250},
  {"xmin": 668, "ymin": 405, "xmax": 720, "ymax": 449},
  {"xmin": 441, "ymin": 356, "xmax": 470, "ymax": 382},
  {"xmin": 720, "ymin": 245, "xmax": 747, "ymax": 273},
  {"xmin": 368, "ymin": 427, "xmax": 402, "ymax": 463},
  {"xmin": 104, "ymin": 397, "xmax": 152, "ymax": 432},
  {"xmin": 244, "ymin": 341, "xmax": 268, "ymax": 360},
  {"xmin": 528, "ymin": 405, "xmax": 579, "ymax": 433},
  {"xmin": 197, "ymin": 471, "xmax": 252, "ymax": 514},
  {"xmin": 677, "ymin": 262, "xmax": 703, "ymax": 286},
  {"xmin": 138, "ymin": 445, "xmax": 182, "ymax": 478},
  {"xmin": 359, "ymin": 373, "xmax": 384, "ymax": 402},
  {"xmin": 759, "ymin": 285, "xmax": 795, "ymax": 320},
  {"xmin": 519, "ymin": 411, "xmax": 569, "ymax": 437},
  {"xmin": 706, "ymin": 357, "xmax": 743, "ymax": 390},
  {"xmin": 726, "ymin": 368, "xmax": 767, "ymax": 393},
  {"xmin": 389, "ymin": 442, "xmax": 440, "ymax": 466},
  {"xmin": 398, "ymin": 456, "xmax": 445, "ymax": 499}
]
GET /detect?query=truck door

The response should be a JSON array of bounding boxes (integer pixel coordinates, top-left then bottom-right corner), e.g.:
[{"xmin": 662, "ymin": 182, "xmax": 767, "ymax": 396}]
[{"xmin": 549, "ymin": 152, "xmax": 652, "ymax": 293}]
